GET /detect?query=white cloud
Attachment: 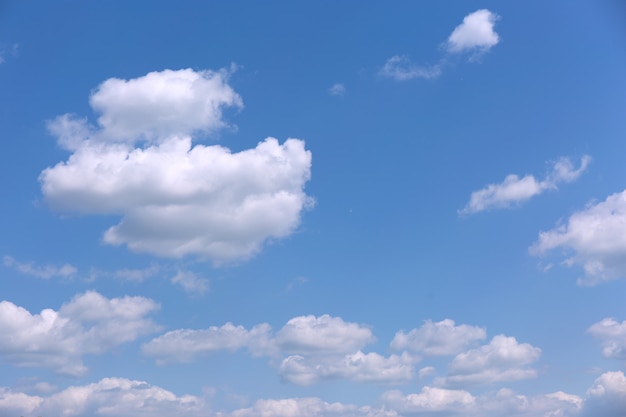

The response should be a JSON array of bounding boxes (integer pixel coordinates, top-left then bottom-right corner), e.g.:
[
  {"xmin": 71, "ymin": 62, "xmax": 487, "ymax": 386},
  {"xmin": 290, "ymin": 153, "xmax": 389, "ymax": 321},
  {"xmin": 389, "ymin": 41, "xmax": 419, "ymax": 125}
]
[
  {"xmin": 41, "ymin": 68, "xmax": 313, "ymax": 263},
  {"xmin": 142, "ymin": 322, "xmax": 274, "ymax": 363},
  {"xmin": 530, "ymin": 189, "xmax": 626, "ymax": 285},
  {"xmin": 382, "ymin": 387, "xmax": 475, "ymax": 414},
  {"xmin": 581, "ymin": 371, "xmax": 626, "ymax": 417},
  {"xmin": 476, "ymin": 388, "xmax": 582, "ymax": 417},
  {"xmin": 0, "ymin": 291, "xmax": 160, "ymax": 375},
  {"xmin": 3, "ymin": 255, "xmax": 77, "ymax": 279},
  {"xmin": 446, "ymin": 9, "xmax": 500, "ymax": 56},
  {"xmin": 439, "ymin": 335, "xmax": 541, "ymax": 387},
  {"xmin": 279, "ymin": 351, "xmax": 415, "ymax": 386},
  {"xmin": 276, "ymin": 314, "xmax": 375, "ymax": 355},
  {"xmin": 390, "ymin": 319, "xmax": 486, "ymax": 356},
  {"xmin": 229, "ymin": 397, "xmax": 398, "ymax": 417},
  {"xmin": 588, "ymin": 318, "xmax": 626, "ymax": 359},
  {"xmin": 0, "ymin": 378, "xmax": 206, "ymax": 417},
  {"xmin": 328, "ymin": 83, "xmax": 346, "ymax": 96},
  {"xmin": 171, "ymin": 271, "xmax": 209, "ymax": 295},
  {"xmin": 113, "ymin": 264, "xmax": 160, "ymax": 282},
  {"xmin": 460, "ymin": 156, "xmax": 591, "ymax": 215},
  {"xmin": 380, "ymin": 56, "xmax": 442, "ymax": 81}
]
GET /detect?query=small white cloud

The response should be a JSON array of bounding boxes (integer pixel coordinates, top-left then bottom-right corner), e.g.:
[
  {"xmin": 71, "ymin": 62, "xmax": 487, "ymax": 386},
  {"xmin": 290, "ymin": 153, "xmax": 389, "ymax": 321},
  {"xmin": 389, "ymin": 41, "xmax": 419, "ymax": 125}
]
[
  {"xmin": 382, "ymin": 387, "xmax": 475, "ymax": 414},
  {"xmin": 439, "ymin": 335, "xmax": 541, "ymax": 387},
  {"xmin": 390, "ymin": 319, "xmax": 486, "ymax": 356},
  {"xmin": 230, "ymin": 397, "xmax": 397, "ymax": 417},
  {"xmin": 0, "ymin": 291, "xmax": 160, "ymax": 375},
  {"xmin": 530, "ymin": 188, "xmax": 626, "ymax": 285},
  {"xmin": 41, "ymin": 68, "xmax": 313, "ymax": 264},
  {"xmin": 328, "ymin": 83, "xmax": 346, "ymax": 96},
  {"xmin": 588, "ymin": 318, "xmax": 626, "ymax": 359},
  {"xmin": 460, "ymin": 155, "xmax": 591, "ymax": 215},
  {"xmin": 171, "ymin": 271, "xmax": 209, "ymax": 295},
  {"xmin": 380, "ymin": 55, "xmax": 442, "ymax": 81},
  {"xmin": 447, "ymin": 9, "xmax": 500, "ymax": 56},
  {"xmin": 142, "ymin": 322, "xmax": 274, "ymax": 363},
  {"xmin": 3, "ymin": 255, "xmax": 77, "ymax": 279}
]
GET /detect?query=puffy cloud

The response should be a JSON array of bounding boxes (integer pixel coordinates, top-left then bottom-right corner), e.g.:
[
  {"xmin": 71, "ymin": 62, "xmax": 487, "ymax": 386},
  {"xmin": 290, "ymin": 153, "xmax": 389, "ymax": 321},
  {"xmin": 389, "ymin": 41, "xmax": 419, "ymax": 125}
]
[
  {"xmin": 3, "ymin": 255, "xmax": 77, "ymax": 279},
  {"xmin": 460, "ymin": 156, "xmax": 591, "ymax": 215},
  {"xmin": 0, "ymin": 378, "xmax": 206, "ymax": 417},
  {"xmin": 390, "ymin": 319, "xmax": 486, "ymax": 356},
  {"xmin": 380, "ymin": 56, "xmax": 442, "ymax": 81},
  {"xmin": 171, "ymin": 271, "xmax": 209, "ymax": 295},
  {"xmin": 476, "ymin": 388, "xmax": 582, "ymax": 417},
  {"xmin": 446, "ymin": 9, "xmax": 500, "ymax": 56},
  {"xmin": 229, "ymin": 397, "xmax": 398, "ymax": 417},
  {"xmin": 382, "ymin": 387, "xmax": 475, "ymax": 414},
  {"xmin": 41, "ymin": 68, "xmax": 313, "ymax": 263},
  {"xmin": 328, "ymin": 83, "xmax": 346, "ymax": 96},
  {"xmin": 581, "ymin": 371, "xmax": 626, "ymax": 417},
  {"xmin": 279, "ymin": 351, "xmax": 415, "ymax": 386},
  {"xmin": 530, "ymin": 189, "xmax": 626, "ymax": 285},
  {"xmin": 439, "ymin": 335, "xmax": 541, "ymax": 387},
  {"xmin": 588, "ymin": 318, "xmax": 626, "ymax": 359},
  {"xmin": 0, "ymin": 291, "xmax": 160, "ymax": 375},
  {"xmin": 276, "ymin": 314, "xmax": 374, "ymax": 355}
]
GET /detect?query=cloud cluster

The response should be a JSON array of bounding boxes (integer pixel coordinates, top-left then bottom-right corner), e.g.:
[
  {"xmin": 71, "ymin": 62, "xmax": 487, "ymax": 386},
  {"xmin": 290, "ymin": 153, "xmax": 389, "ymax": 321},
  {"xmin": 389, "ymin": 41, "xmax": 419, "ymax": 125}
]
[
  {"xmin": 460, "ymin": 155, "xmax": 591, "ymax": 215},
  {"xmin": 41, "ymin": 68, "xmax": 313, "ymax": 263},
  {"xmin": 381, "ymin": 9, "xmax": 500, "ymax": 81},
  {"xmin": 588, "ymin": 318, "xmax": 626, "ymax": 359},
  {"xmin": 531, "ymin": 188, "xmax": 626, "ymax": 285},
  {"xmin": 0, "ymin": 291, "xmax": 160, "ymax": 375}
]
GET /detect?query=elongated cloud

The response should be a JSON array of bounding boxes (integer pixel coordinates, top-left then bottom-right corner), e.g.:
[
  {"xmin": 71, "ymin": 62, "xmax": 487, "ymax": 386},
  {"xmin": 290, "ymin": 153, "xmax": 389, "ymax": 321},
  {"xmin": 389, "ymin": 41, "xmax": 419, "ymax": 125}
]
[
  {"xmin": 41, "ymin": 68, "xmax": 313, "ymax": 263},
  {"xmin": 391, "ymin": 319, "xmax": 486, "ymax": 356},
  {"xmin": 3, "ymin": 255, "xmax": 77, "ymax": 279},
  {"xmin": 530, "ymin": 189, "xmax": 626, "ymax": 285},
  {"xmin": 0, "ymin": 291, "xmax": 160, "ymax": 375},
  {"xmin": 460, "ymin": 155, "xmax": 591, "ymax": 215}
]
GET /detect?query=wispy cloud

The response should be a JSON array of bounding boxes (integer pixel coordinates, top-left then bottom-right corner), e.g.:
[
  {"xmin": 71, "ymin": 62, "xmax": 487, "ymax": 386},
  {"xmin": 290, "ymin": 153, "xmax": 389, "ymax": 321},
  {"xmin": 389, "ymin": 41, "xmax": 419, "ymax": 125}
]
[
  {"xmin": 328, "ymin": 83, "xmax": 346, "ymax": 96},
  {"xmin": 380, "ymin": 56, "xmax": 442, "ymax": 81},
  {"xmin": 460, "ymin": 155, "xmax": 591, "ymax": 215},
  {"xmin": 3, "ymin": 255, "xmax": 77, "ymax": 279}
]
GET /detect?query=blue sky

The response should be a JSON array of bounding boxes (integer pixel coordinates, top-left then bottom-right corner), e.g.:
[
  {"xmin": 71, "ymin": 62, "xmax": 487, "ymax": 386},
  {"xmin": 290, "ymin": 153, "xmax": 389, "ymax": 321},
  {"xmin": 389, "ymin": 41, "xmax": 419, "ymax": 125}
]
[{"xmin": 1, "ymin": 1, "xmax": 626, "ymax": 416}]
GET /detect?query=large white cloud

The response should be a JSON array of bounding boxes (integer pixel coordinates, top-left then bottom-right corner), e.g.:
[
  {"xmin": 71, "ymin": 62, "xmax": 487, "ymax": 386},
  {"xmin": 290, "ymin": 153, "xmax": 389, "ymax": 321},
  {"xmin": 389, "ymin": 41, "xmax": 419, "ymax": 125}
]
[
  {"xmin": 0, "ymin": 291, "xmax": 160, "ymax": 375},
  {"xmin": 0, "ymin": 378, "xmax": 206, "ymax": 417},
  {"xmin": 446, "ymin": 9, "xmax": 500, "ymax": 55},
  {"xmin": 438, "ymin": 335, "xmax": 541, "ymax": 387},
  {"xmin": 588, "ymin": 318, "xmax": 626, "ymax": 359},
  {"xmin": 41, "ymin": 68, "xmax": 313, "ymax": 263},
  {"xmin": 531, "ymin": 189, "xmax": 626, "ymax": 285},
  {"xmin": 460, "ymin": 156, "xmax": 591, "ymax": 215},
  {"xmin": 390, "ymin": 319, "xmax": 486, "ymax": 356},
  {"xmin": 581, "ymin": 371, "xmax": 626, "ymax": 417}
]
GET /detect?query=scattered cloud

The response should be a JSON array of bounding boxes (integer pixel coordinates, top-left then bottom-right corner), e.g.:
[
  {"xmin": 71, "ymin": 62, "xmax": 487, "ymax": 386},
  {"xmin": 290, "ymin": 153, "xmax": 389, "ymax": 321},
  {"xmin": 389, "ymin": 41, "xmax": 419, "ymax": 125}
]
[
  {"xmin": 40, "ymin": 68, "xmax": 313, "ymax": 264},
  {"xmin": 0, "ymin": 378, "xmax": 206, "ymax": 417},
  {"xmin": 3, "ymin": 255, "xmax": 77, "ymax": 279},
  {"xmin": 438, "ymin": 335, "xmax": 541, "ymax": 388},
  {"xmin": 0, "ymin": 291, "xmax": 160, "ymax": 375},
  {"xmin": 286, "ymin": 276, "xmax": 308, "ymax": 291},
  {"xmin": 588, "ymin": 318, "xmax": 626, "ymax": 359},
  {"xmin": 381, "ymin": 9, "xmax": 500, "ymax": 81},
  {"xmin": 530, "ymin": 189, "xmax": 626, "ymax": 285},
  {"xmin": 113, "ymin": 264, "xmax": 160, "ymax": 282},
  {"xmin": 0, "ymin": 43, "xmax": 19, "ymax": 64},
  {"xmin": 171, "ymin": 270, "xmax": 209, "ymax": 295},
  {"xmin": 390, "ymin": 319, "xmax": 486, "ymax": 356},
  {"xmin": 460, "ymin": 155, "xmax": 591, "ymax": 215},
  {"xmin": 328, "ymin": 83, "xmax": 346, "ymax": 96},
  {"xmin": 382, "ymin": 387, "xmax": 475, "ymax": 414},
  {"xmin": 380, "ymin": 56, "xmax": 442, "ymax": 81},
  {"xmin": 228, "ymin": 397, "xmax": 398, "ymax": 417},
  {"xmin": 446, "ymin": 9, "xmax": 500, "ymax": 58}
]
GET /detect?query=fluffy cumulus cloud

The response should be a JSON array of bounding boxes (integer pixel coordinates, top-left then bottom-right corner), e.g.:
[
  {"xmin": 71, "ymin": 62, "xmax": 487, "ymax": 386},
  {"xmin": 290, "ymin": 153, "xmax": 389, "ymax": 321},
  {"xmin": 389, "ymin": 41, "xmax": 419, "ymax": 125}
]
[
  {"xmin": 581, "ymin": 371, "xmax": 626, "ymax": 417},
  {"xmin": 438, "ymin": 335, "xmax": 541, "ymax": 388},
  {"xmin": 0, "ymin": 291, "xmax": 160, "ymax": 375},
  {"xmin": 531, "ymin": 189, "xmax": 626, "ymax": 285},
  {"xmin": 142, "ymin": 322, "xmax": 274, "ymax": 363},
  {"xmin": 0, "ymin": 378, "xmax": 206, "ymax": 417},
  {"xmin": 460, "ymin": 156, "xmax": 591, "ymax": 215},
  {"xmin": 40, "ymin": 68, "xmax": 313, "ymax": 263},
  {"xmin": 3, "ymin": 255, "xmax": 77, "ymax": 279},
  {"xmin": 588, "ymin": 318, "xmax": 626, "ymax": 359},
  {"xmin": 446, "ymin": 9, "xmax": 500, "ymax": 56},
  {"xmin": 390, "ymin": 319, "xmax": 486, "ymax": 356},
  {"xmin": 382, "ymin": 387, "xmax": 475, "ymax": 414}
]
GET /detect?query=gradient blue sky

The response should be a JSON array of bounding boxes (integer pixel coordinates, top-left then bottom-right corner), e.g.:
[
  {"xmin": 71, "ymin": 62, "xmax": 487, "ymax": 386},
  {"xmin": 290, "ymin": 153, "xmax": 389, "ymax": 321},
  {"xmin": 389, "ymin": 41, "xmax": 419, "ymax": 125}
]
[{"xmin": 1, "ymin": 2, "xmax": 626, "ymax": 416}]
